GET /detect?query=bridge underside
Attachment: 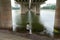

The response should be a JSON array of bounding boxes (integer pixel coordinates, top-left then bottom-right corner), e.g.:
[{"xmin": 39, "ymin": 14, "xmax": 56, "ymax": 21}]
[
  {"xmin": 15, "ymin": 0, "xmax": 47, "ymax": 15},
  {"xmin": 15, "ymin": 0, "xmax": 46, "ymax": 3},
  {"xmin": 21, "ymin": 4, "xmax": 40, "ymax": 15}
]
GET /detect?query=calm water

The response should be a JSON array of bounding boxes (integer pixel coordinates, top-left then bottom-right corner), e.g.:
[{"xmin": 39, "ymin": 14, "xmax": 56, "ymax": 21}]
[
  {"xmin": 12, "ymin": 9, "xmax": 21, "ymax": 31},
  {"xmin": 12, "ymin": 9, "xmax": 55, "ymax": 35},
  {"xmin": 40, "ymin": 9, "xmax": 55, "ymax": 36}
]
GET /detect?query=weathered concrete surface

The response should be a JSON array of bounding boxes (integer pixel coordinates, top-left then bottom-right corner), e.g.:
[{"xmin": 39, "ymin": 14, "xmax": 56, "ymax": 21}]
[
  {"xmin": 20, "ymin": 3, "xmax": 40, "ymax": 15},
  {"xmin": 31, "ymin": 4, "xmax": 40, "ymax": 15},
  {"xmin": 54, "ymin": 0, "xmax": 60, "ymax": 28},
  {"xmin": 0, "ymin": 30, "xmax": 31, "ymax": 40},
  {"xmin": 21, "ymin": 4, "xmax": 29, "ymax": 15},
  {"xmin": 0, "ymin": 0, "xmax": 12, "ymax": 29}
]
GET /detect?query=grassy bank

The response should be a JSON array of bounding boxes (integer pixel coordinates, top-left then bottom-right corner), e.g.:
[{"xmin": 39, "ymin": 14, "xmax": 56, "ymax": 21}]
[{"xmin": 54, "ymin": 27, "xmax": 60, "ymax": 38}]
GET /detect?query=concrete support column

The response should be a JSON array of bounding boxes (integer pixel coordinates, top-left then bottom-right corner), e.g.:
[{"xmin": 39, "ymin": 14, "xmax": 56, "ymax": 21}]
[
  {"xmin": 54, "ymin": 0, "xmax": 60, "ymax": 28},
  {"xmin": 0, "ymin": 0, "xmax": 12, "ymax": 29},
  {"xmin": 21, "ymin": 4, "xmax": 28, "ymax": 15},
  {"xmin": 31, "ymin": 5, "xmax": 36, "ymax": 14},
  {"xmin": 0, "ymin": 0, "xmax": 2, "ymax": 27},
  {"xmin": 36, "ymin": 4, "xmax": 40, "ymax": 15},
  {"xmin": 21, "ymin": 4, "xmax": 40, "ymax": 15},
  {"xmin": 31, "ymin": 4, "xmax": 40, "ymax": 15}
]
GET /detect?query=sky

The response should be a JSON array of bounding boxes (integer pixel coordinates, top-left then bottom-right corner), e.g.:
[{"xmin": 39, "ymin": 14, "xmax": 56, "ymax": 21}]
[
  {"xmin": 46, "ymin": 0, "xmax": 56, "ymax": 4},
  {"xmin": 11, "ymin": 0, "xmax": 56, "ymax": 7},
  {"xmin": 41, "ymin": 0, "xmax": 56, "ymax": 7},
  {"xmin": 11, "ymin": 0, "xmax": 15, "ymax": 7}
]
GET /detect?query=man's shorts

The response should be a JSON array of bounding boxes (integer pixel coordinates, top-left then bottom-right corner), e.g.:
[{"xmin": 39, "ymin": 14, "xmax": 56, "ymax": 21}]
[{"xmin": 27, "ymin": 29, "xmax": 29, "ymax": 32}]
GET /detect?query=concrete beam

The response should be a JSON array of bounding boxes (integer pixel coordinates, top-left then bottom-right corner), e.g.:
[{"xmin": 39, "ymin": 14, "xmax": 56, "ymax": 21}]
[
  {"xmin": 15, "ymin": 0, "xmax": 47, "ymax": 3},
  {"xmin": 20, "ymin": 3, "xmax": 40, "ymax": 15},
  {"xmin": 30, "ymin": 4, "xmax": 40, "ymax": 15}
]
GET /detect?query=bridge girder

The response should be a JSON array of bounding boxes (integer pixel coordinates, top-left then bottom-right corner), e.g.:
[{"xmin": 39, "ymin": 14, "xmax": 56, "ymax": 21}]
[{"xmin": 15, "ymin": 0, "xmax": 47, "ymax": 4}]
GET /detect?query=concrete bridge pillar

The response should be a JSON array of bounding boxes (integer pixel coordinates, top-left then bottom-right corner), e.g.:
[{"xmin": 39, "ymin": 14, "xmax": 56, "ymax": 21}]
[
  {"xmin": 21, "ymin": 4, "xmax": 28, "ymax": 15},
  {"xmin": 0, "ymin": 0, "xmax": 12, "ymax": 29},
  {"xmin": 21, "ymin": 4, "xmax": 40, "ymax": 15},
  {"xmin": 31, "ymin": 4, "xmax": 40, "ymax": 15},
  {"xmin": 54, "ymin": 0, "xmax": 60, "ymax": 28},
  {"xmin": 36, "ymin": 4, "xmax": 40, "ymax": 15}
]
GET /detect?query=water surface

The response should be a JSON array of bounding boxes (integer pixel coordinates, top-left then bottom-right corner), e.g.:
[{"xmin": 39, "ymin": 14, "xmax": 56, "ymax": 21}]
[
  {"xmin": 40, "ymin": 9, "xmax": 55, "ymax": 35},
  {"xmin": 12, "ymin": 9, "xmax": 55, "ymax": 35}
]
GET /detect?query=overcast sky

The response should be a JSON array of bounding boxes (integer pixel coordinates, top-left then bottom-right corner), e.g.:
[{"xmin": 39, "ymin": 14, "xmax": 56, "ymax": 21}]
[
  {"xmin": 11, "ymin": 0, "xmax": 15, "ymax": 7},
  {"xmin": 46, "ymin": 0, "xmax": 56, "ymax": 4},
  {"xmin": 41, "ymin": 0, "xmax": 56, "ymax": 7}
]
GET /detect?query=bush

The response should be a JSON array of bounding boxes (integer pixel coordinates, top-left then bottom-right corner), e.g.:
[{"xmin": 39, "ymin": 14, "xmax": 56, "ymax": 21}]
[
  {"xmin": 32, "ymin": 22, "xmax": 44, "ymax": 32},
  {"xmin": 31, "ymin": 12, "xmax": 44, "ymax": 32},
  {"xmin": 54, "ymin": 27, "xmax": 60, "ymax": 34}
]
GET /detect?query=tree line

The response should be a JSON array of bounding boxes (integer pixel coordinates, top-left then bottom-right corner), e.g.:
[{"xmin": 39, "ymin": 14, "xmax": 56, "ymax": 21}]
[{"xmin": 41, "ymin": 4, "xmax": 56, "ymax": 10}]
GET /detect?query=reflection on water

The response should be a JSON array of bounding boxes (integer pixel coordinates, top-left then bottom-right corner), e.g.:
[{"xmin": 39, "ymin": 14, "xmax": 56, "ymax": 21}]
[
  {"xmin": 12, "ymin": 9, "xmax": 55, "ymax": 36},
  {"xmin": 40, "ymin": 9, "xmax": 55, "ymax": 36}
]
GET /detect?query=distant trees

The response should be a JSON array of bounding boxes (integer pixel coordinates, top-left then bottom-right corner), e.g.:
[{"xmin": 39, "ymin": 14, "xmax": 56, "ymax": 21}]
[
  {"xmin": 12, "ymin": 7, "xmax": 20, "ymax": 10},
  {"xmin": 41, "ymin": 4, "xmax": 56, "ymax": 10}
]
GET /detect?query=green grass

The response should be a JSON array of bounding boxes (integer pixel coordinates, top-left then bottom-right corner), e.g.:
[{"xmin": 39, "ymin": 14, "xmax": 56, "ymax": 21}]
[
  {"xmin": 54, "ymin": 27, "xmax": 60, "ymax": 34},
  {"xmin": 54, "ymin": 27, "xmax": 60, "ymax": 38},
  {"xmin": 31, "ymin": 12, "xmax": 44, "ymax": 32}
]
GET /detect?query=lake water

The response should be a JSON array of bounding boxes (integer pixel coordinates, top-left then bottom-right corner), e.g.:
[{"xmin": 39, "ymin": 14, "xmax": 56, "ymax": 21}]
[
  {"xmin": 40, "ymin": 9, "xmax": 55, "ymax": 36},
  {"xmin": 12, "ymin": 9, "xmax": 55, "ymax": 36}
]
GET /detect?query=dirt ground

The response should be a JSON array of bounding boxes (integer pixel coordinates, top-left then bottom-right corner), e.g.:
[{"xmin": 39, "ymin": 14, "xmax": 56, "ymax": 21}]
[{"xmin": 0, "ymin": 30, "xmax": 59, "ymax": 40}]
